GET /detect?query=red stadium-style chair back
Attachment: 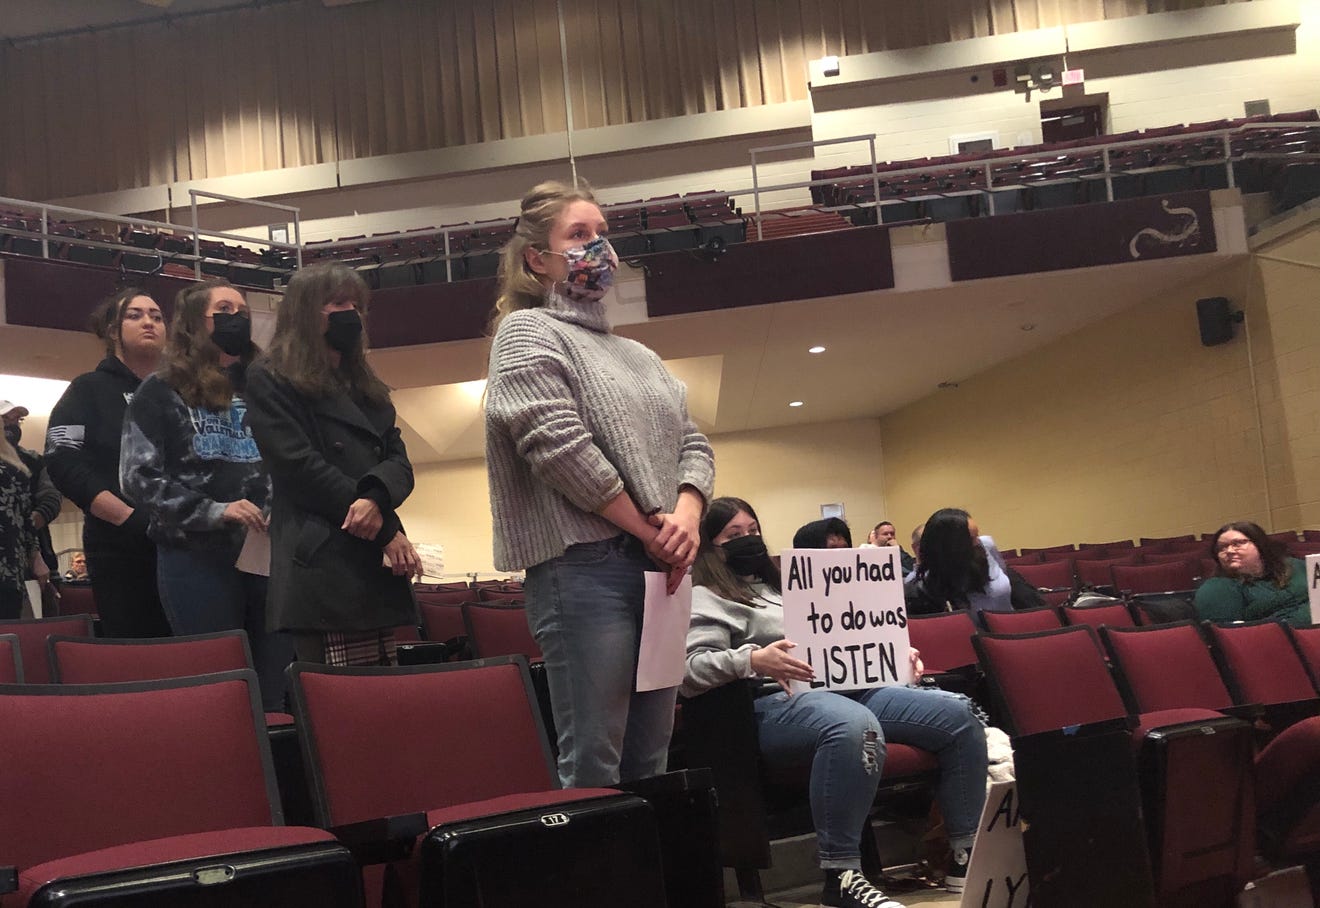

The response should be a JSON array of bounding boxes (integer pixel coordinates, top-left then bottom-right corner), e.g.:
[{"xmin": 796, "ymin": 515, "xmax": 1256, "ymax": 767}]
[
  {"xmin": 979, "ymin": 606, "xmax": 1063, "ymax": 635},
  {"xmin": 0, "ymin": 633, "xmax": 22, "ymax": 683},
  {"xmin": 1287, "ymin": 625, "xmax": 1320, "ymax": 689},
  {"xmin": 1075, "ymin": 555, "xmax": 1139, "ymax": 589},
  {"xmin": 1208, "ymin": 620, "xmax": 1319, "ymax": 708},
  {"xmin": 48, "ymin": 630, "xmax": 253, "ymax": 684},
  {"xmin": 0, "ymin": 614, "xmax": 94, "ymax": 684},
  {"xmin": 413, "ymin": 584, "xmax": 474, "ymax": 607},
  {"xmin": 462, "ymin": 602, "xmax": 542, "ymax": 661},
  {"xmin": 1019, "ymin": 544, "xmax": 1075, "ymax": 556},
  {"xmin": 1101, "ymin": 622, "xmax": 1234, "ymax": 713},
  {"xmin": 1002, "ymin": 551, "xmax": 1044, "ymax": 565},
  {"xmin": 908, "ymin": 611, "xmax": 978, "ymax": 672},
  {"xmin": 972, "ymin": 625, "xmax": 1127, "ymax": 736},
  {"xmin": 0, "ymin": 671, "xmax": 359, "ymax": 907},
  {"xmin": 53, "ymin": 582, "xmax": 97, "ymax": 618},
  {"xmin": 1139, "ymin": 535, "xmax": 1197, "ymax": 547},
  {"xmin": 1140, "ymin": 551, "xmax": 1201, "ymax": 567},
  {"xmin": 1011, "ymin": 559, "xmax": 1075, "ymax": 592},
  {"xmin": 477, "ymin": 586, "xmax": 526, "ymax": 602},
  {"xmin": 1088, "ymin": 539, "xmax": 1136, "ymax": 550},
  {"xmin": 288, "ymin": 657, "xmax": 558, "ymax": 827},
  {"xmin": 1040, "ymin": 549, "xmax": 1081, "ymax": 563},
  {"xmin": 419, "ymin": 600, "xmax": 468, "ymax": 642},
  {"xmin": 1061, "ymin": 602, "xmax": 1137, "ymax": 631},
  {"xmin": 1267, "ymin": 531, "xmax": 1301, "ymax": 544},
  {"xmin": 1111, "ymin": 561, "xmax": 1198, "ymax": 596}
]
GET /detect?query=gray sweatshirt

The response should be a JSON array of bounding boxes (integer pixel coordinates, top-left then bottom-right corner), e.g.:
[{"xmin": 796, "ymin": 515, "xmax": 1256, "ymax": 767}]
[
  {"xmin": 681, "ymin": 583, "xmax": 785, "ymax": 699},
  {"xmin": 485, "ymin": 291, "xmax": 715, "ymax": 571}
]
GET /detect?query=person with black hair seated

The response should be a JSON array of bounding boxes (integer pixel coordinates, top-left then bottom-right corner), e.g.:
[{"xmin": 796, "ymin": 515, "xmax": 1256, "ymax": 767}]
[
  {"xmin": 793, "ymin": 516, "xmax": 853, "ymax": 549},
  {"xmin": 904, "ymin": 507, "xmax": 1037, "ymax": 616},
  {"xmin": 683, "ymin": 497, "xmax": 987, "ymax": 905}
]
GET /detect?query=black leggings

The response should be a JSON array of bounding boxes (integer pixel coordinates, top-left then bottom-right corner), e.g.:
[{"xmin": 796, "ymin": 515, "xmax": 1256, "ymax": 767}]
[
  {"xmin": 86, "ymin": 545, "xmax": 171, "ymax": 637},
  {"xmin": 0, "ymin": 586, "xmax": 22, "ymax": 620}
]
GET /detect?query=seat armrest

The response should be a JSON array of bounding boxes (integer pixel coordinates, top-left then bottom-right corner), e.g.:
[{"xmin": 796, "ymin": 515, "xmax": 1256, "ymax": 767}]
[
  {"xmin": 1221, "ymin": 703, "xmax": 1265, "ymax": 723},
  {"xmin": 330, "ymin": 812, "xmax": 429, "ymax": 864},
  {"xmin": 1, "ymin": 866, "xmax": 16, "ymax": 895}
]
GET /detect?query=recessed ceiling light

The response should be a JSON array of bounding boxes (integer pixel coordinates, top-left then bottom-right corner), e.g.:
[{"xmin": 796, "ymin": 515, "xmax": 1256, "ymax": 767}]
[
  {"xmin": 1019, "ymin": 323, "xmax": 1036, "ymax": 332},
  {"xmin": 808, "ymin": 345, "xmax": 826, "ymax": 354},
  {"xmin": 789, "ymin": 400, "xmax": 805, "ymax": 408}
]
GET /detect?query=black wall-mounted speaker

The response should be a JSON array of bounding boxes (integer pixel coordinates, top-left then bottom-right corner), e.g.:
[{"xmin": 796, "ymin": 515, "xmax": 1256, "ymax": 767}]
[{"xmin": 1197, "ymin": 297, "xmax": 1239, "ymax": 346}]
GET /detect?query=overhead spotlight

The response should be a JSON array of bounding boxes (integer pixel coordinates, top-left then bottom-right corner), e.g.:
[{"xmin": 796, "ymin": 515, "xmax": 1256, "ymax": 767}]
[
  {"xmin": 789, "ymin": 401, "xmax": 805, "ymax": 408},
  {"xmin": 808, "ymin": 345, "xmax": 826, "ymax": 354}
]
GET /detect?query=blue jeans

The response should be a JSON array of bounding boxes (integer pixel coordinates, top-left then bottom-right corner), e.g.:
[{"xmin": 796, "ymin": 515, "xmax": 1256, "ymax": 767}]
[
  {"xmin": 157, "ymin": 545, "xmax": 293, "ymax": 712},
  {"xmin": 755, "ymin": 685, "xmax": 988, "ymax": 869},
  {"xmin": 524, "ymin": 534, "xmax": 676, "ymax": 787}
]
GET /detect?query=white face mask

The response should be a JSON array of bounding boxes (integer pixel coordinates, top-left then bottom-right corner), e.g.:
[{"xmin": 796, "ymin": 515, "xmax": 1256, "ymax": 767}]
[{"xmin": 544, "ymin": 237, "xmax": 619, "ymax": 302}]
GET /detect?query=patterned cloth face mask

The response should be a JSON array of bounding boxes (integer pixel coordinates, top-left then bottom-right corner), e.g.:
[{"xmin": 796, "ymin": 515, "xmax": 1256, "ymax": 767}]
[{"xmin": 546, "ymin": 237, "xmax": 619, "ymax": 302}]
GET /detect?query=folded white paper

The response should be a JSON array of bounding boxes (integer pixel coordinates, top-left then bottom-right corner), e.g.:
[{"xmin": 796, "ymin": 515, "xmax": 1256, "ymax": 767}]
[
  {"xmin": 235, "ymin": 528, "xmax": 271, "ymax": 576},
  {"xmin": 637, "ymin": 573, "xmax": 693, "ymax": 692}
]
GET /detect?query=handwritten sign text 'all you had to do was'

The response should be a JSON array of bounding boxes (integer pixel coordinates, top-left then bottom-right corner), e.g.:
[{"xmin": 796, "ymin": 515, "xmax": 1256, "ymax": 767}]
[{"xmin": 781, "ymin": 547, "xmax": 911, "ymax": 692}]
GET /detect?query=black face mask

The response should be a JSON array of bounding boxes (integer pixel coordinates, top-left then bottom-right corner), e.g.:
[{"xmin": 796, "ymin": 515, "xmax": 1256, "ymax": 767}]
[
  {"xmin": 3, "ymin": 424, "xmax": 19, "ymax": 448},
  {"xmin": 325, "ymin": 309, "xmax": 363, "ymax": 354},
  {"xmin": 722, "ymin": 533, "xmax": 769, "ymax": 576},
  {"xmin": 210, "ymin": 312, "xmax": 251, "ymax": 356}
]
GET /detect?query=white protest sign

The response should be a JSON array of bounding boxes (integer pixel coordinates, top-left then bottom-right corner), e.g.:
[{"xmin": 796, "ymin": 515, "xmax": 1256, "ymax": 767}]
[
  {"xmin": 781, "ymin": 546, "xmax": 911, "ymax": 692},
  {"xmin": 960, "ymin": 780, "xmax": 1030, "ymax": 908},
  {"xmin": 1307, "ymin": 554, "xmax": 1320, "ymax": 625}
]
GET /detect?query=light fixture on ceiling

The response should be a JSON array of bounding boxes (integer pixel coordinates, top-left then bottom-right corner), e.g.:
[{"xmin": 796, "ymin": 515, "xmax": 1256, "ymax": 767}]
[
  {"xmin": 789, "ymin": 400, "xmax": 805, "ymax": 408},
  {"xmin": 1020, "ymin": 323, "xmax": 1036, "ymax": 332},
  {"xmin": 808, "ymin": 345, "xmax": 826, "ymax": 354}
]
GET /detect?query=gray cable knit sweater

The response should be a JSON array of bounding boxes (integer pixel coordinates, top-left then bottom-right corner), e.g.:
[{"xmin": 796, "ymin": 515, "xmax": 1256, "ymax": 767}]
[
  {"xmin": 681, "ymin": 583, "xmax": 784, "ymax": 699},
  {"xmin": 485, "ymin": 291, "xmax": 715, "ymax": 571}
]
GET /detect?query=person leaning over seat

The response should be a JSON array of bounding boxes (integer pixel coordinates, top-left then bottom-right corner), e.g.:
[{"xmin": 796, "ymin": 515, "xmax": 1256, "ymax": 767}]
[{"xmin": 484, "ymin": 179, "xmax": 714, "ymax": 788}]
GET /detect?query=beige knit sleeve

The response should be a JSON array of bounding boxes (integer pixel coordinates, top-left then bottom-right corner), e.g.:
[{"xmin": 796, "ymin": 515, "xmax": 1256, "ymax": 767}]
[{"xmin": 486, "ymin": 315, "xmax": 625, "ymax": 513}]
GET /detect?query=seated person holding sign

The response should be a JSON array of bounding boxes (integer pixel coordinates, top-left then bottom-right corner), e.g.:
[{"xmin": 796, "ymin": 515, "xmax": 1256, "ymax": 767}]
[
  {"xmin": 682, "ymin": 497, "xmax": 987, "ymax": 907},
  {"xmin": 1195, "ymin": 521, "xmax": 1311, "ymax": 626}
]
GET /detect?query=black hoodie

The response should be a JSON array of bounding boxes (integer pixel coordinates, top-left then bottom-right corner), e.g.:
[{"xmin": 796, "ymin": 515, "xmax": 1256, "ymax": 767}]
[{"xmin": 45, "ymin": 356, "xmax": 152, "ymax": 550}]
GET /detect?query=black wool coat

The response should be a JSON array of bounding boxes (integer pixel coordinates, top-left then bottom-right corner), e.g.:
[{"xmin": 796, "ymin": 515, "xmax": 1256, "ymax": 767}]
[{"xmin": 245, "ymin": 362, "xmax": 417, "ymax": 633}]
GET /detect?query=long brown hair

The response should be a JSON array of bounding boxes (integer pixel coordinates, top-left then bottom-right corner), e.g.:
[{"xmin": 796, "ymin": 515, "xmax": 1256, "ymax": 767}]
[
  {"xmin": 88, "ymin": 286, "xmax": 154, "ymax": 357},
  {"xmin": 1209, "ymin": 521, "xmax": 1292, "ymax": 587},
  {"xmin": 692, "ymin": 497, "xmax": 781, "ymax": 607},
  {"xmin": 261, "ymin": 263, "xmax": 389, "ymax": 405},
  {"xmin": 158, "ymin": 278, "xmax": 255, "ymax": 410},
  {"xmin": 490, "ymin": 179, "xmax": 598, "ymax": 333}
]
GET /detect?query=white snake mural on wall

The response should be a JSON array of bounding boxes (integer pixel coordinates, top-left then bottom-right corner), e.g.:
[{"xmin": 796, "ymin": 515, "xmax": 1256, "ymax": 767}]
[{"xmin": 1128, "ymin": 198, "xmax": 1202, "ymax": 259}]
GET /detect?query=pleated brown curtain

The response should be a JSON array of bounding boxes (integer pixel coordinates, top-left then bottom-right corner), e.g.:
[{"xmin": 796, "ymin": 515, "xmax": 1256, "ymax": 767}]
[{"xmin": 0, "ymin": 0, "xmax": 1252, "ymax": 200}]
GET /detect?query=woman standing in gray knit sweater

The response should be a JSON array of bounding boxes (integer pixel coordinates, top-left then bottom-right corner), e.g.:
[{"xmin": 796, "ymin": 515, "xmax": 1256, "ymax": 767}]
[{"xmin": 485, "ymin": 180, "xmax": 715, "ymax": 787}]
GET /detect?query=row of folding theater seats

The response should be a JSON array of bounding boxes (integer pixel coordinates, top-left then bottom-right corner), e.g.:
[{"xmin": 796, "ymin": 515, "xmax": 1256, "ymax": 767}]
[
  {"xmin": 0, "ymin": 614, "xmax": 719, "ymax": 908},
  {"xmin": 1004, "ymin": 529, "xmax": 1320, "ymax": 561},
  {"xmin": 911, "ymin": 611, "xmax": 1320, "ymax": 906}
]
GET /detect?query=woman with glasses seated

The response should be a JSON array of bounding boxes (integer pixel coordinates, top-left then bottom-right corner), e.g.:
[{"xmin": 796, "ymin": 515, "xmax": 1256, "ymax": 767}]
[{"xmin": 1195, "ymin": 521, "xmax": 1310, "ymax": 626}]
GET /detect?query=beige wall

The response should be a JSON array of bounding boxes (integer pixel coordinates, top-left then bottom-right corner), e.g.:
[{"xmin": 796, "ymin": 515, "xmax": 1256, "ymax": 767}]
[
  {"xmin": 1246, "ymin": 224, "xmax": 1320, "ymax": 529},
  {"xmin": 879, "ymin": 226, "xmax": 1320, "ymax": 552},
  {"xmin": 398, "ymin": 416, "xmax": 886, "ymax": 575},
  {"xmin": 879, "ymin": 257, "xmax": 1265, "ymax": 551}
]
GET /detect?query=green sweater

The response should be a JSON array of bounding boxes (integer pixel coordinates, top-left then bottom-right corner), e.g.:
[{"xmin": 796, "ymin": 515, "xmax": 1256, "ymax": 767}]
[{"xmin": 1194, "ymin": 557, "xmax": 1312, "ymax": 626}]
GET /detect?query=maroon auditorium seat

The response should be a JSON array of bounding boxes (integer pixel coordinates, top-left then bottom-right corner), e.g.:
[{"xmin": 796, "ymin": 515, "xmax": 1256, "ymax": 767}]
[
  {"xmin": 979, "ymin": 606, "xmax": 1063, "ymax": 634},
  {"xmin": 461, "ymin": 602, "xmax": 541, "ymax": 661},
  {"xmin": 1110, "ymin": 561, "xmax": 1198, "ymax": 596},
  {"xmin": 0, "ymin": 614, "xmax": 94, "ymax": 684},
  {"xmin": 0, "ymin": 633, "xmax": 22, "ymax": 683},
  {"xmin": 0, "ymin": 671, "xmax": 360, "ymax": 908}
]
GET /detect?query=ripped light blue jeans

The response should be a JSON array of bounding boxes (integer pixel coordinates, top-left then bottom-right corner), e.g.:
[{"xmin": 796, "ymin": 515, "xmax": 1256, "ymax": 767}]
[
  {"xmin": 755, "ymin": 685, "xmax": 988, "ymax": 868},
  {"xmin": 524, "ymin": 534, "xmax": 676, "ymax": 787}
]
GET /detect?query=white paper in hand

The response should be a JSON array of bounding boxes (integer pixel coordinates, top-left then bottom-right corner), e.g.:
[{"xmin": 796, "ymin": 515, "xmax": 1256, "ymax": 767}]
[
  {"xmin": 235, "ymin": 528, "xmax": 271, "ymax": 577},
  {"xmin": 380, "ymin": 542, "xmax": 445, "ymax": 577},
  {"xmin": 637, "ymin": 573, "xmax": 693, "ymax": 692}
]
